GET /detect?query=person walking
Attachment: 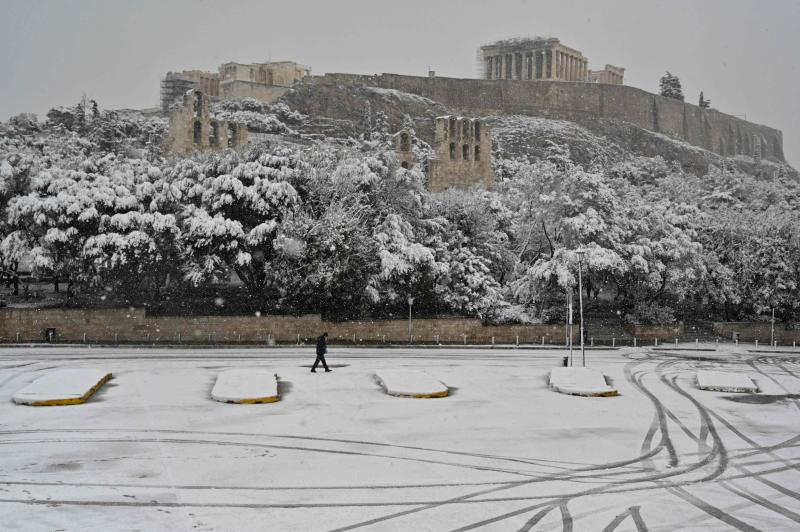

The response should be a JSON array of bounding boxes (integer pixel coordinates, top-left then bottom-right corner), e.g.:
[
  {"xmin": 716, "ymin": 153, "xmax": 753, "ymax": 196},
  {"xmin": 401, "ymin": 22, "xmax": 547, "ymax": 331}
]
[{"xmin": 311, "ymin": 332, "xmax": 332, "ymax": 372}]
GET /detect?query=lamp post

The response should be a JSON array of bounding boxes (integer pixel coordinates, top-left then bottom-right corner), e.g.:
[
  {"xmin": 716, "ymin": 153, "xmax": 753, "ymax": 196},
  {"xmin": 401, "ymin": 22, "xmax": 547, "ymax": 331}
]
[
  {"xmin": 408, "ymin": 296, "xmax": 414, "ymax": 344},
  {"xmin": 568, "ymin": 290, "xmax": 574, "ymax": 366},
  {"xmin": 771, "ymin": 307, "xmax": 775, "ymax": 347},
  {"xmin": 575, "ymin": 249, "xmax": 586, "ymax": 367}
]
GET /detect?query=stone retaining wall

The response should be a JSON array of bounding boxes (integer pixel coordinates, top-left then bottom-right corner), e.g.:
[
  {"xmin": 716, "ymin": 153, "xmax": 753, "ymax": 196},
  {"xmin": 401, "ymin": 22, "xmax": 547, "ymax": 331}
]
[
  {"xmin": 712, "ymin": 322, "xmax": 800, "ymax": 344},
  {"xmin": 624, "ymin": 323, "xmax": 686, "ymax": 341},
  {"xmin": 0, "ymin": 308, "xmax": 575, "ymax": 345},
  {"xmin": 5, "ymin": 308, "xmax": 796, "ymax": 345}
]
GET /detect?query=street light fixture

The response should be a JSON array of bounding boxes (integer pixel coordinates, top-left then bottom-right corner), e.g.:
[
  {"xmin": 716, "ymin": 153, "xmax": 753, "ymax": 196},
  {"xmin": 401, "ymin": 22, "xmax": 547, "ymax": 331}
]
[
  {"xmin": 575, "ymin": 249, "xmax": 586, "ymax": 367},
  {"xmin": 408, "ymin": 296, "xmax": 414, "ymax": 344}
]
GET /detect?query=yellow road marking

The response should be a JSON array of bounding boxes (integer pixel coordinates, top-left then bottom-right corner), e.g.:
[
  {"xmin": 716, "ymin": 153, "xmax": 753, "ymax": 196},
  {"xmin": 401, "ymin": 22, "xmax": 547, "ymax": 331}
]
[{"xmin": 27, "ymin": 373, "xmax": 112, "ymax": 406}]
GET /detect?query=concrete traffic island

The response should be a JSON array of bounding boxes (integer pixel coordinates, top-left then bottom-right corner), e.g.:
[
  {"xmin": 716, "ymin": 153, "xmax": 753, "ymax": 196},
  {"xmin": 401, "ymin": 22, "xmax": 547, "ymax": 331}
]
[
  {"xmin": 549, "ymin": 367, "xmax": 619, "ymax": 397},
  {"xmin": 12, "ymin": 369, "xmax": 112, "ymax": 406},
  {"xmin": 696, "ymin": 370, "xmax": 759, "ymax": 393},
  {"xmin": 375, "ymin": 369, "xmax": 449, "ymax": 398},
  {"xmin": 211, "ymin": 369, "xmax": 280, "ymax": 404}
]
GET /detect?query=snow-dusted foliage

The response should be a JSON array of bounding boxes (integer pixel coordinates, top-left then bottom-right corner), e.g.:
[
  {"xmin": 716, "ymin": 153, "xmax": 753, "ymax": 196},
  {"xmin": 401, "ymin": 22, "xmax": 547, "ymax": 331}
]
[
  {"xmin": 213, "ymin": 98, "xmax": 303, "ymax": 135},
  {"xmin": 659, "ymin": 72, "xmax": 684, "ymax": 101},
  {"xmin": 1, "ymin": 155, "xmax": 178, "ymax": 298},
  {"xmin": 214, "ymin": 110, "xmax": 294, "ymax": 135},
  {"xmin": 1, "ymin": 98, "xmax": 799, "ymax": 322},
  {"xmin": 174, "ymin": 147, "xmax": 302, "ymax": 294}
]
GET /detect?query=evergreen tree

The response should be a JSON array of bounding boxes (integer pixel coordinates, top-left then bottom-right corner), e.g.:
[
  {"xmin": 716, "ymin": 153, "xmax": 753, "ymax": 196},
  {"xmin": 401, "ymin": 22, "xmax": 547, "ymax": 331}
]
[
  {"xmin": 698, "ymin": 91, "xmax": 711, "ymax": 108},
  {"xmin": 659, "ymin": 72, "xmax": 684, "ymax": 101}
]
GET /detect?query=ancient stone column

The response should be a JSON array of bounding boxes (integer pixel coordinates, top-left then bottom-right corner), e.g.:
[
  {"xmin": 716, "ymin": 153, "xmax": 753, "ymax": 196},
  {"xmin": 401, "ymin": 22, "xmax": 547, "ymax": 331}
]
[
  {"xmin": 553, "ymin": 50, "xmax": 559, "ymax": 80},
  {"xmin": 510, "ymin": 53, "xmax": 517, "ymax": 80},
  {"xmin": 526, "ymin": 52, "xmax": 533, "ymax": 80},
  {"xmin": 544, "ymin": 50, "xmax": 550, "ymax": 79},
  {"xmin": 540, "ymin": 51, "xmax": 546, "ymax": 80},
  {"xmin": 486, "ymin": 57, "xmax": 492, "ymax": 79}
]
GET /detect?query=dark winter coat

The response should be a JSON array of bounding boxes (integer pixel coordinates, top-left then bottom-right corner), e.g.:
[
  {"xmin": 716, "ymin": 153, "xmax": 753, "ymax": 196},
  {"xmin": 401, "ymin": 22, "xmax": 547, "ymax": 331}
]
[{"xmin": 316, "ymin": 334, "xmax": 328, "ymax": 356}]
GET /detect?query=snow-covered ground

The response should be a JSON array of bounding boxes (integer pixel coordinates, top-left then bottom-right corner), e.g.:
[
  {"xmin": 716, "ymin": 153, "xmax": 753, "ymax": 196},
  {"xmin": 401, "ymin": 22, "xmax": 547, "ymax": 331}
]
[
  {"xmin": 548, "ymin": 366, "xmax": 619, "ymax": 397},
  {"xmin": 11, "ymin": 368, "xmax": 112, "ymax": 405},
  {"xmin": 1, "ymin": 345, "xmax": 799, "ymax": 531},
  {"xmin": 211, "ymin": 368, "xmax": 280, "ymax": 404},
  {"xmin": 696, "ymin": 370, "xmax": 759, "ymax": 393}
]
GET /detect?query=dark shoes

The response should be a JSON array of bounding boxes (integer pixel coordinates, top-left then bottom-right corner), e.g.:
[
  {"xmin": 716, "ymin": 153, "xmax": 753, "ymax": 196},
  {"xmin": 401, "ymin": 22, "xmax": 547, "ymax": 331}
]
[
  {"xmin": 310, "ymin": 369, "xmax": 316, "ymax": 373},
  {"xmin": 325, "ymin": 369, "xmax": 332, "ymax": 372}
]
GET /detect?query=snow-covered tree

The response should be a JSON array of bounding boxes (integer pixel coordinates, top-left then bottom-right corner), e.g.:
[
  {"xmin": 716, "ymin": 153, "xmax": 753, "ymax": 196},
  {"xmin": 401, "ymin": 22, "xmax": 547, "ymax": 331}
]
[
  {"xmin": 502, "ymin": 144, "xmax": 627, "ymax": 315},
  {"xmin": 175, "ymin": 147, "xmax": 303, "ymax": 297},
  {"xmin": 1, "ymin": 156, "xmax": 175, "ymax": 297},
  {"xmin": 659, "ymin": 72, "xmax": 684, "ymax": 101}
]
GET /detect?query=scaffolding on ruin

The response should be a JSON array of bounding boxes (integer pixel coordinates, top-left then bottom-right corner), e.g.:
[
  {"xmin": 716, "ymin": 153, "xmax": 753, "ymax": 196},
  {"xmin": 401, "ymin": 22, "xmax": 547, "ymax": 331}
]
[{"xmin": 160, "ymin": 73, "xmax": 198, "ymax": 114}]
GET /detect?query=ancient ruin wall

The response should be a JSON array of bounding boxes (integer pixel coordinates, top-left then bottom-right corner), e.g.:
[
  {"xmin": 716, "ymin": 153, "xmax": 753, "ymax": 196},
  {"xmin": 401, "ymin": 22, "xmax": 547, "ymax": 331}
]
[
  {"xmin": 305, "ymin": 74, "xmax": 784, "ymax": 161},
  {"xmin": 428, "ymin": 116, "xmax": 495, "ymax": 192}
]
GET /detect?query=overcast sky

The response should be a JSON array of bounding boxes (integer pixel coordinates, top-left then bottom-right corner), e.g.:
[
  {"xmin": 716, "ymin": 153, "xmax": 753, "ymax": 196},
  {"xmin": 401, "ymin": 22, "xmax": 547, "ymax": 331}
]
[{"xmin": 1, "ymin": 0, "xmax": 798, "ymax": 167}]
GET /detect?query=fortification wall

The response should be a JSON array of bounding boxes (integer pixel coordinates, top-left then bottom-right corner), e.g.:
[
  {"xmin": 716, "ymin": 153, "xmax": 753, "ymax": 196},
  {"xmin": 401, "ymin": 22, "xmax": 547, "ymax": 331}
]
[{"xmin": 304, "ymin": 74, "xmax": 784, "ymax": 161}]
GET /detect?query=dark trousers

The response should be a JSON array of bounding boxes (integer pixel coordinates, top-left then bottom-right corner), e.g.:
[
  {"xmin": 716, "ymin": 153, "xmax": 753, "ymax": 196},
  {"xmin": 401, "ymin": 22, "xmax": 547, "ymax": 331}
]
[{"xmin": 312, "ymin": 353, "xmax": 329, "ymax": 371}]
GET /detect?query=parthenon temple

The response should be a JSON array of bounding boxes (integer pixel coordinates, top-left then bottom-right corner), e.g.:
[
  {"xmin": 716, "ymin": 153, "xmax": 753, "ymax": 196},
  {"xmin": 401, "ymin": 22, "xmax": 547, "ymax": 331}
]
[{"xmin": 480, "ymin": 37, "xmax": 622, "ymax": 84}]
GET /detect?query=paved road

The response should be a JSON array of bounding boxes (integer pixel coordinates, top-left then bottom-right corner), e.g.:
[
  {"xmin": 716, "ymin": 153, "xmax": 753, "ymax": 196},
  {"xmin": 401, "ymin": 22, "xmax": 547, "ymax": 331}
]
[{"xmin": 1, "ymin": 346, "xmax": 799, "ymax": 531}]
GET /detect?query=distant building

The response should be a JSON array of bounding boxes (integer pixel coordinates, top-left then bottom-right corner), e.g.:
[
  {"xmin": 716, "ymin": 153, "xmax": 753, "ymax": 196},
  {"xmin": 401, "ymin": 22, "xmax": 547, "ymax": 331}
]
[
  {"xmin": 163, "ymin": 89, "xmax": 247, "ymax": 155},
  {"xmin": 160, "ymin": 61, "xmax": 310, "ymax": 114},
  {"xmin": 427, "ymin": 116, "xmax": 494, "ymax": 193},
  {"xmin": 219, "ymin": 61, "xmax": 310, "ymax": 102},
  {"xmin": 479, "ymin": 37, "xmax": 624, "ymax": 85},
  {"xmin": 589, "ymin": 64, "xmax": 625, "ymax": 85}
]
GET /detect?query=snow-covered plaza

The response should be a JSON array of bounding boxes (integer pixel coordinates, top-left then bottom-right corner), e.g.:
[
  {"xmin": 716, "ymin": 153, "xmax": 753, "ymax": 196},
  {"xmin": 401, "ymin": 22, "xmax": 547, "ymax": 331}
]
[{"xmin": 1, "ymin": 345, "xmax": 799, "ymax": 531}]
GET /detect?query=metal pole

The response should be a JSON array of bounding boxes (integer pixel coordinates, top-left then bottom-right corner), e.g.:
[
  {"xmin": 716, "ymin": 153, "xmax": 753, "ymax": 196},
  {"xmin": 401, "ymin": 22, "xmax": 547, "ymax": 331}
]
[
  {"xmin": 578, "ymin": 257, "xmax": 585, "ymax": 367},
  {"xmin": 408, "ymin": 297, "xmax": 414, "ymax": 344},
  {"xmin": 565, "ymin": 292, "xmax": 569, "ymax": 346},
  {"xmin": 771, "ymin": 307, "xmax": 775, "ymax": 347},
  {"xmin": 568, "ymin": 290, "xmax": 574, "ymax": 366}
]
